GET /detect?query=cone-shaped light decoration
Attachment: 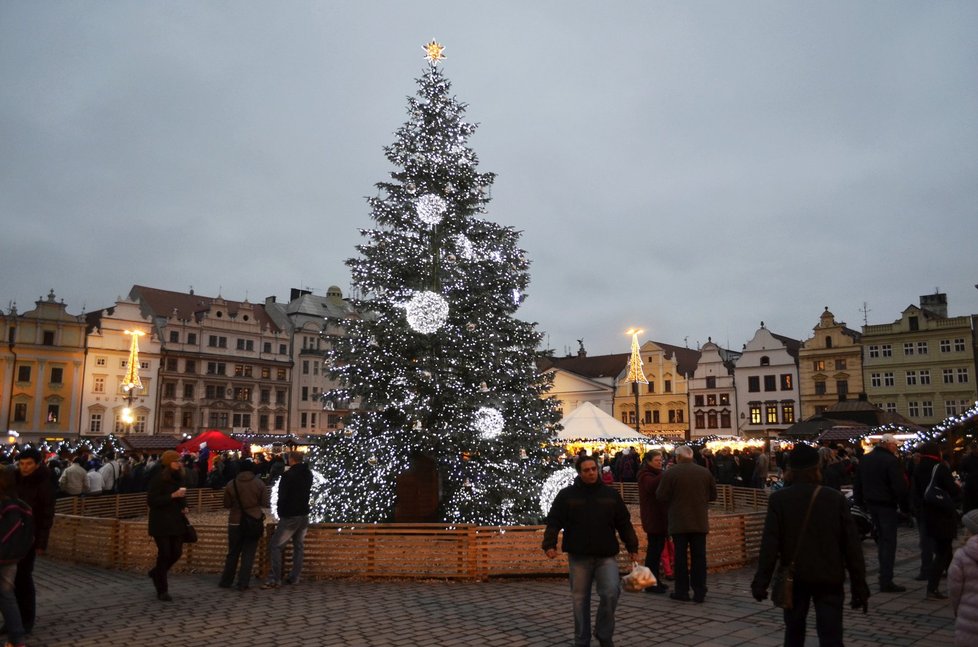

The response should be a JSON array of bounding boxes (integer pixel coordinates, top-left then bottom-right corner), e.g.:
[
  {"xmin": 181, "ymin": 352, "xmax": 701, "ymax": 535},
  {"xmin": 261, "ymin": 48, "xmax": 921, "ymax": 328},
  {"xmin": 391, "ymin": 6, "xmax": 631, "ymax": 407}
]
[
  {"xmin": 625, "ymin": 328, "xmax": 648, "ymax": 384},
  {"xmin": 122, "ymin": 330, "xmax": 145, "ymax": 393}
]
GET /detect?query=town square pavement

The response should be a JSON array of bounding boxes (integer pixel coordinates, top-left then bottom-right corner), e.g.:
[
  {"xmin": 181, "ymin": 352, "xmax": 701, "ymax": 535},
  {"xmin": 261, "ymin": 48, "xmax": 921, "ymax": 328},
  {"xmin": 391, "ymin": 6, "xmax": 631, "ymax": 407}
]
[{"xmin": 28, "ymin": 524, "xmax": 954, "ymax": 646}]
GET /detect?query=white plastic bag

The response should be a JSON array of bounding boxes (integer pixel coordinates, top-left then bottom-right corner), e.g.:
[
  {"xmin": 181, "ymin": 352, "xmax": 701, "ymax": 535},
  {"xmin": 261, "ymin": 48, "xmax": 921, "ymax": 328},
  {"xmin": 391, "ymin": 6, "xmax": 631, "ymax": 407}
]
[{"xmin": 621, "ymin": 561, "xmax": 657, "ymax": 592}]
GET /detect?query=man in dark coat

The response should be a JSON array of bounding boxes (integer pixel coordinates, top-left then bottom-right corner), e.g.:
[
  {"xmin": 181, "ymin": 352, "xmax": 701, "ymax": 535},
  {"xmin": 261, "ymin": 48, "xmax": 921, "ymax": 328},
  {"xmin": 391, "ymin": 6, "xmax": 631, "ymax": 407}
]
[
  {"xmin": 14, "ymin": 448, "xmax": 55, "ymax": 634},
  {"xmin": 543, "ymin": 455, "xmax": 639, "ymax": 647},
  {"xmin": 853, "ymin": 433, "xmax": 908, "ymax": 592},
  {"xmin": 657, "ymin": 445, "xmax": 717, "ymax": 603},
  {"xmin": 262, "ymin": 451, "xmax": 313, "ymax": 589},
  {"xmin": 637, "ymin": 451, "xmax": 669, "ymax": 594},
  {"xmin": 913, "ymin": 442, "xmax": 960, "ymax": 599},
  {"xmin": 752, "ymin": 444, "xmax": 869, "ymax": 647}
]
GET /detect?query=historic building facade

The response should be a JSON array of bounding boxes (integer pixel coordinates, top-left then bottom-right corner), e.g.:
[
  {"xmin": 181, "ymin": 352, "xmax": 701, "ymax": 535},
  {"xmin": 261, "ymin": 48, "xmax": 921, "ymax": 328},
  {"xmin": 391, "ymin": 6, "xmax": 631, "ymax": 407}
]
[
  {"xmin": 798, "ymin": 307, "xmax": 864, "ymax": 419},
  {"xmin": 688, "ymin": 339, "xmax": 741, "ymax": 439},
  {"xmin": 733, "ymin": 324, "xmax": 800, "ymax": 437},
  {"xmin": 613, "ymin": 340, "xmax": 699, "ymax": 439}
]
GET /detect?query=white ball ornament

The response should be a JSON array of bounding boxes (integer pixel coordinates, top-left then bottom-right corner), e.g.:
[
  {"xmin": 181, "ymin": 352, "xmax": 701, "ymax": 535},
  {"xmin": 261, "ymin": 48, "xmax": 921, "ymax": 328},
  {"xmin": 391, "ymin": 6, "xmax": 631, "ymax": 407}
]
[
  {"xmin": 540, "ymin": 467, "xmax": 578, "ymax": 516},
  {"xmin": 475, "ymin": 406, "xmax": 505, "ymax": 439},
  {"xmin": 416, "ymin": 193, "xmax": 448, "ymax": 226},
  {"xmin": 405, "ymin": 290, "xmax": 449, "ymax": 334}
]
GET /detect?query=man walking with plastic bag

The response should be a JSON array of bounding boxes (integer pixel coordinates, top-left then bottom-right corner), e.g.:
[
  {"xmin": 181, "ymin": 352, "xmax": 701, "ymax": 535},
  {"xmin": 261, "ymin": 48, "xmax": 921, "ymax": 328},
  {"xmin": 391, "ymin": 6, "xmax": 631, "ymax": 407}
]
[{"xmin": 543, "ymin": 455, "xmax": 639, "ymax": 647}]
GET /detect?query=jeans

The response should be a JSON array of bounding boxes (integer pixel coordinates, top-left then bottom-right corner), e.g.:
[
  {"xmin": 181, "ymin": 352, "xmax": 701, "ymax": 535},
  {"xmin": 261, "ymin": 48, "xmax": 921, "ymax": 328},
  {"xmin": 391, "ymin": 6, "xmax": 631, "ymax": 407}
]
[
  {"xmin": 672, "ymin": 533, "xmax": 708, "ymax": 600},
  {"xmin": 220, "ymin": 524, "xmax": 260, "ymax": 589},
  {"xmin": 644, "ymin": 534, "xmax": 667, "ymax": 584},
  {"xmin": 568, "ymin": 554, "xmax": 621, "ymax": 646},
  {"xmin": 268, "ymin": 515, "xmax": 309, "ymax": 585},
  {"xmin": 13, "ymin": 548, "xmax": 36, "ymax": 630},
  {"xmin": 867, "ymin": 504, "xmax": 898, "ymax": 585},
  {"xmin": 150, "ymin": 535, "xmax": 184, "ymax": 594},
  {"xmin": 915, "ymin": 512, "xmax": 934, "ymax": 578},
  {"xmin": 0, "ymin": 564, "xmax": 25, "ymax": 645},
  {"xmin": 782, "ymin": 581, "xmax": 845, "ymax": 647}
]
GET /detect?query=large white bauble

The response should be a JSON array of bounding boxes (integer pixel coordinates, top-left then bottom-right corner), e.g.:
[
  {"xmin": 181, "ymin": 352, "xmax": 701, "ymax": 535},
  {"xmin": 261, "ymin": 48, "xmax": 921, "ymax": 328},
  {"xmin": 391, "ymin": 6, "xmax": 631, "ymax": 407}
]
[
  {"xmin": 415, "ymin": 193, "xmax": 448, "ymax": 226},
  {"xmin": 475, "ymin": 406, "xmax": 505, "ymax": 439},
  {"xmin": 539, "ymin": 467, "xmax": 578, "ymax": 516},
  {"xmin": 405, "ymin": 290, "xmax": 449, "ymax": 334}
]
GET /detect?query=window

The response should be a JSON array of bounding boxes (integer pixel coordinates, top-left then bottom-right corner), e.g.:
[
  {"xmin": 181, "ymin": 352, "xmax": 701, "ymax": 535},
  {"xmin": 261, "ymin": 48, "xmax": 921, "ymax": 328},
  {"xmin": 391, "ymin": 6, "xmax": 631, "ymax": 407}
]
[
  {"xmin": 917, "ymin": 341, "xmax": 928, "ymax": 355},
  {"xmin": 208, "ymin": 335, "xmax": 227, "ymax": 348},
  {"xmin": 183, "ymin": 384, "xmax": 194, "ymax": 398},
  {"xmin": 760, "ymin": 356, "xmax": 770, "ymax": 366},
  {"xmin": 133, "ymin": 415, "xmax": 147, "ymax": 434},
  {"xmin": 836, "ymin": 380, "xmax": 848, "ymax": 397},
  {"xmin": 906, "ymin": 371, "xmax": 917, "ymax": 386},
  {"xmin": 668, "ymin": 410, "xmax": 677, "ymax": 423},
  {"xmin": 884, "ymin": 402, "xmax": 897, "ymax": 413},
  {"xmin": 943, "ymin": 368, "xmax": 954, "ymax": 384},
  {"xmin": 940, "ymin": 339, "xmax": 951, "ymax": 353},
  {"xmin": 169, "ymin": 331, "xmax": 179, "ymax": 343},
  {"xmin": 187, "ymin": 333, "xmax": 197, "ymax": 345},
  {"xmin": 233, "ymin": 387, "xmax": 251, "ymax": 402},
  {"xmin": 206, "ymin": 362, "xmax": 226, "ymax": 375},
  {"xmin": 883, "ymin": 372, "xmax": 895, "ymax": 387},
  {"xmin": 140, "ymin": 360, "xmax": 149, "ymax": 370},
  {"xmin": 720, "ymin": 411, "xmax": 731, "ymax": 428},
  {"xmin": 674, "ymin": 409, "xmax": 683, "ymax": 423},
  {"xmin": 93, "ymin": 376, "xmax": 105, "ymax": 393},
  {"xmin": 694, "ymin": 395, "xmax": 704, "ymax": 407},
  {"xmin": 652, "ymin": 410, "xmax": 660, "ymax": 424},
  {"xmin": 16, "ymin": 366, "xmax": 30, "ymax": 383},
  {"xmin": 781, "ymin": 402, "xmax": 795, "ymax": 424},
  {"xmin": 664, "ymin": 380, "xmax": 672, "ymax": 393},
  {"xmin": 719, "ymin": 393, "xmax": 730, "ymax": 405},
  {"xmin": 946, "ymin": 400, "xmax": 960, "ymax": 417},
  {"xmin": 302, "ymin": 360, "xmax": 309, "ymax": 375},
  {"xmin": 766, "ymin": 403, "xmax": 778, "ymax": 424},
  {"xmin": 647, "ymin": 382, "xmax": 655, "ymax": 394},
  {"xmin": 835, "ymin": 359, "xmax": 847, "ymax": 370},
  {"xmin": 259, "ymin": 414, "xmax": 269, "ymax": 431},
  {"xmin": 89, "ymin": 413, "xmax": 102, "ymax": 434},
  {"xmin": 166, "ymin": 358, "xmax": 178, "ymax": 371},
  {"xmin": 954, "ymin": 338, "xmax": 966, "ymax": 352},
  {"xmin": 301, "ymin": 386, "xmax": 309, "ymax": 401},
  {"xmin": 276, "ymin": 368, "xmax": 287, "ymax": 380},
  {"xmin": 707, "ymin": 412, "xmax": 718, "ymax": 429},
  {"xmin": 815, "ymin": 381, "xmax": 827, "ymax": 395},
  {"xmin": 279, "ymin": 344, "xmax": 287, "ymax": 355},
  {"xmin": 643, "ymin": 410, "xmax": 651, "ymax": 424},
  {"xmin": 95, "ymin": 356, "xmax": 107, "ymax": 367},
  {"xmin": 162, "ymin": 411, "xmax": 175, "ymax": 428},
  {"xmin": 232, "ymin": 413, "xmax": 251, "ymax": 428},
  {"xmin": 881, "ymin": 344, "xmax": 892, "ymax": 358},
  {"xmin": 695, "ymin": 412, "xmax": 705, "ymax": 428},
  {"xmin": 825, "ymin": 337, "xmax": 833, "ymax": 349},
  {"xmin": 263, "ymin": 342, "xmax": 272, "ymax": 354},
  {"xmin": 235, "ymin": 339, "xmax": 254, "ymax": 352},
  {"xmin": 47, "ymin": 404, "xmax": 59, "ymax": 423},
  {"xmin": 870, "ymin": 373, "xmax": 881, "ymax": 388},
  {"xmin": 748, "ymin": 376, "xmax": 760, "ymax": 393},
  {"xmin": 958, "ymin": 368, "xmax": 970, "ymax": 383},
  {"xmin": 208, "ymin": 412, "xmax": 229, "ymax": 428},
  {"xmin": 260, "ymin": 389, "xmax": 270, "ymax": 404},
  {"xmin": 261, "ymin": 367, "xmax": 270, "ymax": 379},
  {"xmin": 922, "ymin": 401, "xmax": 934, "ymax": 417},
  {"xmin": 909, "ymin": 316, "xmax": 919, "ymax": 331},
  {"xmin": 327, "ymin": 414, "xmax": 341, "ymax": 429},
  {"xmin": 705, "ymin": 376, "xmax": 716, "ymax": 389},
  {"xmin": 276, "ymin": 390, "xmax": 286, "ymax": 405},
  {"xmin": 13, "ymin": 404, "xmax": 27, "ymax": 422},
  {"xmin": 780, "ymin": 374, "xmax": 792, "ymax": 390},
  {"xmin": 908, "ymin": 401, "xmax": 920, "ymax": 417},
  {"xmin": 233, "ymin": 364, "xmax": 252, "ymax": 378},
  {"xmin": 868, "ymin": 345, "xmax": 879, "ymax": 358},
  {"xmin": 904, "ymin": 342, "xmax": 914, "ymax": 356},
  {"xmin": 185, "ymin": 360, "xmax": 196, "ymax": 374},
  {"xmin": 750, "ymin": 404, "xmax": 762, "ymax": 424},
  {"xmin": 163, "ymin": 383, "xmax": 176, "ymax": 398},
  {"xmin": 119, "ymin": 359, "xmax": 128, "ymax": 369},
  {"xmin": 274, "ymin": 415, "xmax": 285, "ymax": 430},
  {"xmin": 764, "ymin": 375, "xmax": 776, "ymax": 392},
  {"xmin": 706, "ymin": 394, "xmax": 717, "ymax": 406},
  {"xmin": 42, "ymin": 330, "xmax": 55, "ymax": 345},
  {"xmin": 919, "ymin": 370, "xmax": 931, "ymax": 385},
  {"xmin": 300, "ymin": 412, "xmax": 308, "ymax": 428},
  {"xmin": 310, "ymin": 413, "xmax": 317, "ymax": 428},
  {"xmin": 182, "ymin": 411, "xmax": 193, "ymax": 428},
  {"xmin": 50, "ymin": 367, "xmax": 63, "ymax": 384}
]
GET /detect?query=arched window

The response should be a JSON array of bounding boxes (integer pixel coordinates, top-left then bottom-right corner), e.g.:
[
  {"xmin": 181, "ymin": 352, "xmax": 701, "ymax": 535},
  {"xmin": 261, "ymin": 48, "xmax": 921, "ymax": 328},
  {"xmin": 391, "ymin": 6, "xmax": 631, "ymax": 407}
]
[
  {"xmin": 760, "ymin": 356, "xmax": 770, "ymax": 366},
  {"xmin": 825, "ymin": 337, "xmax": 833, "ymax": 348}
]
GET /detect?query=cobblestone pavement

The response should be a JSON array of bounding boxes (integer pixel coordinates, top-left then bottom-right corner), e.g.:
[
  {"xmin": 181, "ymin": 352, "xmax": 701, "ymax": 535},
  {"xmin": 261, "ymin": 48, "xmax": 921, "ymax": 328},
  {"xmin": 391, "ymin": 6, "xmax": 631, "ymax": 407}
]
[{"xmin": 27, "ymin": 525, "xmax": 954, "ymax": 646}]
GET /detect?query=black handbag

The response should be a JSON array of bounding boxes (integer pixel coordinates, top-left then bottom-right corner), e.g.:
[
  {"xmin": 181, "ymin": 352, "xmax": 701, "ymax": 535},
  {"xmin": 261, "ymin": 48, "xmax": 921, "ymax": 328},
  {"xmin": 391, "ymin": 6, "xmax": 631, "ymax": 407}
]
[
  {"xmin": 233, "ymin": 479, "xmax": 265, "ymax": 539},
  {"xmin": 772, "ymin": 486, "xmax": 821, "ymax": 610},
  {"xmin": 182, "ymin": 515, "xmax": 198, "ymax": 544},
  {"xmin": 924, "ymin": 465, "xmax": 956, "ymax": 512}
]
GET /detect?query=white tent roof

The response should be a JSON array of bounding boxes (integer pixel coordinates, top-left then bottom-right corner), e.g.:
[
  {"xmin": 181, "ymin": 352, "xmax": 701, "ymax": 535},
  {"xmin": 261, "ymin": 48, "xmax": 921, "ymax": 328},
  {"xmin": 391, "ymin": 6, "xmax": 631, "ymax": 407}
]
[{"xmin": 556, "ymin": 401, "xmax": 648, "ymax": 441}]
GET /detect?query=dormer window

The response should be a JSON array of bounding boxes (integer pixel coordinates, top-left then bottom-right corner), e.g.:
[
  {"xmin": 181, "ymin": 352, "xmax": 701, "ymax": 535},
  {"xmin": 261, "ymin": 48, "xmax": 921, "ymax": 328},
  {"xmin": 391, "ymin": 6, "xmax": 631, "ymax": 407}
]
[{"xmin": 760, "ymin": 356, "xmax": 770, "ymax": 366}]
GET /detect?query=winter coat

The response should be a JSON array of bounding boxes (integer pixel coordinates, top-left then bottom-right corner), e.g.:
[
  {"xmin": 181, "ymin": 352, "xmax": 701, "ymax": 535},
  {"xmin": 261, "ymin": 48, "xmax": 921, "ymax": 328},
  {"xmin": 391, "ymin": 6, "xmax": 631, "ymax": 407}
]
[
  {"xmin": 637, "ymin": 464, "xmax": 668, "ymax": 536},
  {"xmin": 716, "ymin": 454, "xmax": 738, "ymax": 485},
  {"xmin": 147, "ymin": 468, "xmax": 187, "ymax": 537},
  {"xmin": 752, "ymin": 482, "xmax": 867, "ymax": 590},
  {"xmin": 950, "ymin": 535, "xmax": 978, "ymax": 647},
  {"xmin": 58, "ymin": 462, "xmax": 88, "ymax": 496},
  {"xmin": 914, "ymin": 459, "xmax": 960, "ymax": 541},
  {"xmin": 223, "ymin": 471, "xmax": 269, "ymax": 524},
  {"xmin": 542, "ymin": 476, "xmax": 638, "ymax": 558},
  {"xmin": 657, "ymin": 461, "xmax": 718, "ymax": 535},
  {"xmin": 15, "ymin": 462, "xmax": 55, "ymax": 551},
  {"xmin": 854, "ymin": 446, "xmax": 907, "ymax": 507},
  {"xmin": 277, "ymin": 462, "xmax": 313, "ymax": 518}
]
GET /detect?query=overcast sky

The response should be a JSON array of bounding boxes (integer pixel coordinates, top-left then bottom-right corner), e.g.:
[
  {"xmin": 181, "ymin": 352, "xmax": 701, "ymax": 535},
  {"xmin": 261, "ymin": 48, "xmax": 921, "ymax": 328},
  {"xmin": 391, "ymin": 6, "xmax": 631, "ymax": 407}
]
[{"xmin": 2, "ymin": 1, "xmax": 977, "ymax": 357}]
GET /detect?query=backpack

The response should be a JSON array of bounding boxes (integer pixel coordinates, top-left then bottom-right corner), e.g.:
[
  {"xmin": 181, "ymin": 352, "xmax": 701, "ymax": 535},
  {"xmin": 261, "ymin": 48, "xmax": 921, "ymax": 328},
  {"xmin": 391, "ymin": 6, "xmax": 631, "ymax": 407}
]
[{"xmin": 0, "ymin": 498, "xmax": 34, "ymax": 564}]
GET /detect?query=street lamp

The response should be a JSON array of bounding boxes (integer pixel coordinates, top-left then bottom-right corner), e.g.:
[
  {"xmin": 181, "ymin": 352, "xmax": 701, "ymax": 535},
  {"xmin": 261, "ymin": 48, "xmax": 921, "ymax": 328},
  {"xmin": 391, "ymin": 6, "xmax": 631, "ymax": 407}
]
[
  {"xmin": 120, "ymin": 330, "xmax": 145, "ymax": 435},
  {"xmin": 625, "ymin": 328, "xmax": 648, "ymax": 434}
]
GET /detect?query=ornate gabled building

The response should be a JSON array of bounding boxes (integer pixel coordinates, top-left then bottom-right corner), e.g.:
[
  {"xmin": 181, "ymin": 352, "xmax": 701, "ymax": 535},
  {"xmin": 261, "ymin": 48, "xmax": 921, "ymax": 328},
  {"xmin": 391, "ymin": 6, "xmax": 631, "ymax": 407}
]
[
  {"xmin": 613, "ymin": 340, "xmax": 700, "ymax": 439},
  {"xmin": 688, "ymin": 338, "xmax": 741, "ymax": 439},
  {"xmin": 734, "ymin": 323, "xmax": 801, "ymax": 438},
  {"xmin": 861, "ymin": 292, "xmax": 976, "ymax": 425},
  {"xmin": 0, "ymin": 290, "xmax": 87, "ymax": 442},
  {"xmin": 82, "ymin": 298, "xmax": 162, "ymax": 436},
  {"xmin": 798, "ymin": 307, "xmax": 863, "ymax": 419},
  {"xmin": 129, "ymin": 285, "xmax": 293, "ymax": 436}
]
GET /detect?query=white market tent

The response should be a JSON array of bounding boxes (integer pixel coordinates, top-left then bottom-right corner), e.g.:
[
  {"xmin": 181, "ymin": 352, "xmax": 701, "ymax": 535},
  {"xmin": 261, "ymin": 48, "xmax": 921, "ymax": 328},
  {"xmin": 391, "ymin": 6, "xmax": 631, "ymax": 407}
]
[{"xmin": 556, "ymin": 401, "xmax": 648, "ymax": 442}]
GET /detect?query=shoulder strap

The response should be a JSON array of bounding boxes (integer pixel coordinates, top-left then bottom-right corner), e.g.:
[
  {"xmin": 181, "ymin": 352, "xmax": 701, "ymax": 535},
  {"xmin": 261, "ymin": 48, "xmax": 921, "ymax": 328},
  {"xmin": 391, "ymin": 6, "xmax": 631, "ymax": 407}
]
[
  {"xmin": 926, "ymin": 464, "xmax": 940, "ymax": 490},
  {"xmin": 788, "ymin": 486, "xmax": 821, "ymax": 570}
]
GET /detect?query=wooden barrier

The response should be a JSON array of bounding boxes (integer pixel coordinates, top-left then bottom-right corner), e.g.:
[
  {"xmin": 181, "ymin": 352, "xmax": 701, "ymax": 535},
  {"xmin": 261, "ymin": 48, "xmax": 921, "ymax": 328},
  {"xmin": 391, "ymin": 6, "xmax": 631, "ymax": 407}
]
[{"xmin": 54, "ymin": 489, "xmax": 226, "ymax": 519}]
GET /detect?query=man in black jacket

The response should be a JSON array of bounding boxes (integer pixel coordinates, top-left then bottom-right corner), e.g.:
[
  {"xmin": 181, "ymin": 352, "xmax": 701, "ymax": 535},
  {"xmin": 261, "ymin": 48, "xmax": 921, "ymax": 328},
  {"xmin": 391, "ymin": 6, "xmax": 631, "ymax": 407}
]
[
  {"xmin": 14, "ymin": 448, "xmax": 55, "ymax": 635},
  {"xmin": 752, "ymin": 444, "xmax": 869, "ymax": 646},
  {"xmin": 543, "ymin": 455, "xmax": 639, "ymax": 647},
  {"xmin": 261, "ymin": 451, "xmax": 314, "ymax": 589},
  {"xmin": 853, "ymin": 433, "xmax": 908, "ymax": 592}
]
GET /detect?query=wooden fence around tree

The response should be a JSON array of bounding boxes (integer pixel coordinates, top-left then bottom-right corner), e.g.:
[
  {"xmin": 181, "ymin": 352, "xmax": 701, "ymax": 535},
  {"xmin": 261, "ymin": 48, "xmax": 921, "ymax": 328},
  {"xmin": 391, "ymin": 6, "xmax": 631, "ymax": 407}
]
[{"xmin": 47, "ymin": 485, "xmax": 768, "ymax": 581}]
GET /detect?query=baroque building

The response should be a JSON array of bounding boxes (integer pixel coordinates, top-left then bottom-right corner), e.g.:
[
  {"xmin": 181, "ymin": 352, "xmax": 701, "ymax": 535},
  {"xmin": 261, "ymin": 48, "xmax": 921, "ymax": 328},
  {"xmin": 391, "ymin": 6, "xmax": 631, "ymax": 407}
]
[
  {"xmin": 613, "ymin": 340, "xmax": 699, "ymax": 440},
  {"xmin": 688, "ymin": 338, "xmax": 741, "ymax": 439},
  {"xmin": 733, "ymin": 323, "xmax": 800, "ymax": 437},
  {"xmin": 798, "ymin": 307, "xmax": 863, "ymax": 419},
  {"xmin": 861, "ymin": 292, "xmax": 976, "ymax": 425}
]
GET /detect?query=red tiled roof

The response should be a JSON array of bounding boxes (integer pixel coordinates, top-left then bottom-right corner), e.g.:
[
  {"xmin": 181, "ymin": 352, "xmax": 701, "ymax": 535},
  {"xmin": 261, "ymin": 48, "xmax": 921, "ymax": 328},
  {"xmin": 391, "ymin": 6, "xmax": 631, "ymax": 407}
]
[{"xmin": 129, "ymin": 285, "xmax": 281, "ymax": 332}]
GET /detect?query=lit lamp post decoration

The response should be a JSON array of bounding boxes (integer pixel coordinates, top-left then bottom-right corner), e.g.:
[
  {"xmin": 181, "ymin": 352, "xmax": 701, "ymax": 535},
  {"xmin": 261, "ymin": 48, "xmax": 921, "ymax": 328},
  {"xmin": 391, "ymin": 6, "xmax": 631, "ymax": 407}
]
[
  {"xmin": 625, "ymin": 328, "xmax": 648, "ymax": 434},
  {"xmin": 120, "ymin": 330, "xmax": 145, "ymax": 434}
]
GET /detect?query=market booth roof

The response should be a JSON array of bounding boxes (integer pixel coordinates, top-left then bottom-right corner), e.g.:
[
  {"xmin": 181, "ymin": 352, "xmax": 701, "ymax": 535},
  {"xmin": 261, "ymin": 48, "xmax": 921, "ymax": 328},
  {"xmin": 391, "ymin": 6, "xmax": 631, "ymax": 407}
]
[
  {"xmin": 176, "ymin": 430, "xmax": 243, "ymax": 453},
  {"xmin": 556, "ymin": 402, "xmax": 648, "ymax": 442}
]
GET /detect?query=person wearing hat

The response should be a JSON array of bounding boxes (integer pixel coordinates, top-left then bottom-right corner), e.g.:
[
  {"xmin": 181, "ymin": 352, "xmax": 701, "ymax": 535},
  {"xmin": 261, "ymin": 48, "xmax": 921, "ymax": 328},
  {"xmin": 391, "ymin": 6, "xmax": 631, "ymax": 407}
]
[
  {"xmin": 950, "ymin": 509, "xmax": 978, "ymax": 646},
  {"xmin": 752, "ymin": 443, "xmax": 869, "ymax": 647},
  {"xmin": 146, "ymin": 450, "xmax": 188, "ymax": 602},
  {"xmin": 219, "ymin": 457, "xmax": 269, "ymax": 591},
  {"xmin": 853, "ymin": 433, "xmax": 908, "ymax": 593}
]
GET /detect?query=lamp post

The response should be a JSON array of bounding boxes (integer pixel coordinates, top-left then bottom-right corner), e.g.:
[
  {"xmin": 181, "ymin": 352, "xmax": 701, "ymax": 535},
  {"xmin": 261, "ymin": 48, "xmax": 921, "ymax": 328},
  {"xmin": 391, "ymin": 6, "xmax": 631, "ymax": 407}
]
[
  {"xmin": 120, "ymin": 330, "xmax": 145, "ymax": 435},
  {"xmin": 625, "ymin": 328, "xmax": 648, "ymax": 434}
]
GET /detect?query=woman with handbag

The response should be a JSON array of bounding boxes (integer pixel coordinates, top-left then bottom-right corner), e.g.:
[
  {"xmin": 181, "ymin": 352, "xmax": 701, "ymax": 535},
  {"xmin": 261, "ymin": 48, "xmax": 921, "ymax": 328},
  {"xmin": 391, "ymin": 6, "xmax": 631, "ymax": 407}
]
[
  {"xmin": 915, "ymin": 443, "xmax": 960, "ymax": 600},
  {"xmin": 751, "ymin": 444, "xmax": 870, "ymax": 647},
  {"xmin": 219, "ymin": 458, "xmax": 269, "ymax": 591},
  {"xmin": 146, "ymin": 450, "xmax": 189, "ymax": 602}
]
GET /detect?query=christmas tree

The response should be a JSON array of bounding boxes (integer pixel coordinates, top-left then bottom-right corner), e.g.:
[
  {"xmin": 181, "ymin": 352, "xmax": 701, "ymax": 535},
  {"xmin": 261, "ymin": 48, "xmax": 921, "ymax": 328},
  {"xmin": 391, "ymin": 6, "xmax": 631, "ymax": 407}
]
[{"xmin": 308, "ymin": 42, "xmax": 561, "ymax": 525}]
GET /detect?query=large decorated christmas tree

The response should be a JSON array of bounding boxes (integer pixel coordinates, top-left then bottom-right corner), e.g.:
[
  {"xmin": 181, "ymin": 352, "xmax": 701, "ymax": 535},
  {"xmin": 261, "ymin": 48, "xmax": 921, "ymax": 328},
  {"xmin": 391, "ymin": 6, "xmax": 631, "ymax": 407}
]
[{"xmin": 308, "ymin": 42, "xmax": 561, "ymax": 525}]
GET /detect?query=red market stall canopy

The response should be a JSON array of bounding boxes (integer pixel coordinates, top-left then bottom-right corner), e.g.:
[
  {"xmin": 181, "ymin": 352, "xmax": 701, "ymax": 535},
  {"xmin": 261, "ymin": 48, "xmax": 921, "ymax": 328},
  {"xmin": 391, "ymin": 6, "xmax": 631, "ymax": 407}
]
[{"xmin": 176, "ymin": 430, "xmax": 243, "ymax": 453}]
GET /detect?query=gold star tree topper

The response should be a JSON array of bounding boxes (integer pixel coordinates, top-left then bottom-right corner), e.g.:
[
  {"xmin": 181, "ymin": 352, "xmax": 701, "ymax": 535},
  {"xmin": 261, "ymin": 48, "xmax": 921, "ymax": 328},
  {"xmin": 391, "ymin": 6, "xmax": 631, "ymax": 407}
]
[{"xmin": 423, "ymin": 39, "xmax": 445, "ymax": 64}]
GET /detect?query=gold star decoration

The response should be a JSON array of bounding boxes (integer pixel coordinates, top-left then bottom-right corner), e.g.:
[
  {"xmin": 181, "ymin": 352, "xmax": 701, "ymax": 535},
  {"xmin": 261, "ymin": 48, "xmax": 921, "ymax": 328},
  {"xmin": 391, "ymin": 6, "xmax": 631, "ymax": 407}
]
[{"xmin": 423, "ymin": 39, "xmax": 445, "ymax": 64}]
